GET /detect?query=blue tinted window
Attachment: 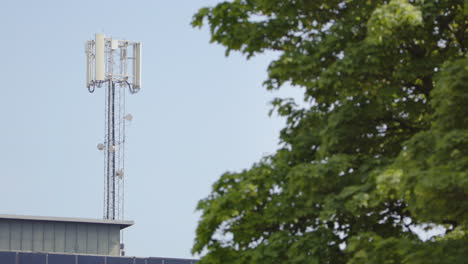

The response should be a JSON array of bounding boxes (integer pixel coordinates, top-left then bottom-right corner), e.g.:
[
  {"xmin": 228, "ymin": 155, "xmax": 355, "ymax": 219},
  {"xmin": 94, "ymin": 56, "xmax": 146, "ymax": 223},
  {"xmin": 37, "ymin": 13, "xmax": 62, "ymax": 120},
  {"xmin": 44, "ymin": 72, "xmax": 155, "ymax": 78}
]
[
  {"xmin": 106, "ymin": 257, "xmax": 134, "ymax": 264},
  {"xmin": 134, "ymin": 258, "xmax": 146, "ymax": 264},
  {"xmin": 78, "ymin": 255, "xmax": 105, "ymax": 264},
  {"xmin": 147, "ymin": 258, "xmax": 197, "ymax": 264},
  {"xmin": 0, "ymin": 252, "xmax": 16, "ymax": 264},
  {"xmin": 48, "ymin": 254, "xmax": 76, "ymax": 264},
  {"xmin": 5, "ymin": 251, "xmax": 197, "ymax": 264},
  {"xmin": 146, "ymin": 258, "xmax": 163, "ymax": 264},
  {"xmin": 18, "ymin": 252, "xmax": 46, "ymax": 264},
  {"xmin": 165, "ymin": 260, "xmax": 195, "ymax": 264}
]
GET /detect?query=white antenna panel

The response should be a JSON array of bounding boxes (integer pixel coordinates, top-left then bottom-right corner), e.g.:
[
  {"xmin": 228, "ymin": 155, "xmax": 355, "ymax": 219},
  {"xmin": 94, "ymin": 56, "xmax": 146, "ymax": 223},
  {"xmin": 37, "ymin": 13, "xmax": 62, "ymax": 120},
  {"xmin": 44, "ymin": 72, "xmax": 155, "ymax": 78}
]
[
  {"xmin": 95, "ymin": 34, "xmax": 106, "ymax": 81},
  {"xmin": 133, "ymin": 43, "xmax": 142, "ymax": 90},
  {"xmin": 85, "ymin": 34, "xmax": 141, "ymax": 91},
  {"xmin": 85, "ymin": 41, "xmax": 94, "ymax": 88},
  {"xmin": 111, "ymin": 39, "xmax": 119, "ymax": 50}
]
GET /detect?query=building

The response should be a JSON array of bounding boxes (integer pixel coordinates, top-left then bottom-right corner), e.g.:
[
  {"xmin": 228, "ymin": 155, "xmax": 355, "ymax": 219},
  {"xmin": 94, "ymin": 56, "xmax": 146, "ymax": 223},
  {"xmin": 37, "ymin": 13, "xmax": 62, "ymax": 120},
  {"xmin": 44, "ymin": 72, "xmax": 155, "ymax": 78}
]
[
  {"xmin": 0, "ymin": 214, "xmax": 132, "ymax": 256},
  {"xmin": 0, "ymin": 214, "xmax": 197, "ymax": 264},
  {"xmin": 0, "ymin": 251, "xmax": 198, "ymax": 264}
]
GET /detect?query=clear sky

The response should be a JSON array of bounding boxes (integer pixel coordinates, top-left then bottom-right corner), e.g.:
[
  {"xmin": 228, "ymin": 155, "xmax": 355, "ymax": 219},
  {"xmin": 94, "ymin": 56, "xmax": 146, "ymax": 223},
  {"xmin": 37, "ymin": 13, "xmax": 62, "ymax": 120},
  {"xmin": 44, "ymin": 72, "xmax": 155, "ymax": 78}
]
[{"xmin": 0, "ymin": 0, "xmax": 302, "ymax": 259}]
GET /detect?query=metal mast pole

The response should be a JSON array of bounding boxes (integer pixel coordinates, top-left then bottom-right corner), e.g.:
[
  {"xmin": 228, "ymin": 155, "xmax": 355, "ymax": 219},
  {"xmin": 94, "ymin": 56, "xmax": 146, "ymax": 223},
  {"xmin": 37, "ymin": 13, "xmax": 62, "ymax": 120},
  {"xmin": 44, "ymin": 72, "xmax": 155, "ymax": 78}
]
[
  {"xmin": 86, "ymin": 34, "xmax": 141, "ymax": 222},
  {"xmin": 105, "ymin": 80, "xmax": 117, "ymax": 220}
]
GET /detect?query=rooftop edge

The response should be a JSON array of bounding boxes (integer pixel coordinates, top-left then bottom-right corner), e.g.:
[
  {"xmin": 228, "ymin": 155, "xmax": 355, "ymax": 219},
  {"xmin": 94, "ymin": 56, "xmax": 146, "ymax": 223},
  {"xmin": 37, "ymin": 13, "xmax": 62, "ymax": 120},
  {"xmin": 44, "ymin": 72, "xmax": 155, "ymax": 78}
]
[{"xmin": 0, "ymin": 214, "xmax": 134, "ymax": 229}]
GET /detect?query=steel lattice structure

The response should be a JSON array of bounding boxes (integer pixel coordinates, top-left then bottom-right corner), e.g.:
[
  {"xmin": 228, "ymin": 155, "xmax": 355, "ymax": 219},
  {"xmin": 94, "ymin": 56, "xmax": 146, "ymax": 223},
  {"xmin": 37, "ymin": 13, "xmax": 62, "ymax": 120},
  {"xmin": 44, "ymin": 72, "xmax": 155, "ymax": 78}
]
[{"xmin": 86, "ymin": 34, "xmax": 141, "ymax": 221}]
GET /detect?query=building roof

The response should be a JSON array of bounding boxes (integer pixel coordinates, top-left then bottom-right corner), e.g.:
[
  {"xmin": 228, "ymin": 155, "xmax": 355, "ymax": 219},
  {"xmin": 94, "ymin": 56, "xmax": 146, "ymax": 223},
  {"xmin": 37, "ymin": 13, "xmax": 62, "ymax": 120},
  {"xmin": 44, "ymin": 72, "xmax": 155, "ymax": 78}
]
[{"xmin": 0, "ymin": 214, "xmax": 133, "ymax": 229}]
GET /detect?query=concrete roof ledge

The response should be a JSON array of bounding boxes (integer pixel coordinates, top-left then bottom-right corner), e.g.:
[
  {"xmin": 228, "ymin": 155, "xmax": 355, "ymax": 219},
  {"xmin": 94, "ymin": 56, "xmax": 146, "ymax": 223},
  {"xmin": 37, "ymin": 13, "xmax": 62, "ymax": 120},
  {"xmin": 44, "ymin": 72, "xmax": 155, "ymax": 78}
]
[{"xmin": 0, "ymin": 214, "xmax": 134, "ymax": 229}]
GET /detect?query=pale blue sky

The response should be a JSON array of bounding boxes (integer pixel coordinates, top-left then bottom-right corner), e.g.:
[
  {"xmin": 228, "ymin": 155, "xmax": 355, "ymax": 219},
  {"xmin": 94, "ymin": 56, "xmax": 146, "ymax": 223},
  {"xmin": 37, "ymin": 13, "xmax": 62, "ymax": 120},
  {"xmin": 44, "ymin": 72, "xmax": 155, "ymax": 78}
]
[{"xmin": 0, "ymin": 0, "xmax": 302, "ymax": 259}]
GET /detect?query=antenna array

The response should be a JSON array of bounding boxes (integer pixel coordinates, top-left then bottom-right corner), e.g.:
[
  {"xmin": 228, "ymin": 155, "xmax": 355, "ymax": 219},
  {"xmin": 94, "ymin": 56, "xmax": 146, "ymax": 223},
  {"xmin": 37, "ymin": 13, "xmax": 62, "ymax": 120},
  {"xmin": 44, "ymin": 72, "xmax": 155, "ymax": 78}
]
[{"xmin": 86, "ymin": 34, "xmax": 142, "ymax": 221}]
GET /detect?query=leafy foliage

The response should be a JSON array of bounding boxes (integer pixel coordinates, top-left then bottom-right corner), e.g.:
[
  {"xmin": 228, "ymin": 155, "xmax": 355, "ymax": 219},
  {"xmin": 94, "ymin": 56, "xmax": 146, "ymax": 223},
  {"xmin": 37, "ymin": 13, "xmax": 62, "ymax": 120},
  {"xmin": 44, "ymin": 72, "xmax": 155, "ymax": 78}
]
[{"xmin": 191, "ymin": 0, "xmax": 468, "ymax": 263}]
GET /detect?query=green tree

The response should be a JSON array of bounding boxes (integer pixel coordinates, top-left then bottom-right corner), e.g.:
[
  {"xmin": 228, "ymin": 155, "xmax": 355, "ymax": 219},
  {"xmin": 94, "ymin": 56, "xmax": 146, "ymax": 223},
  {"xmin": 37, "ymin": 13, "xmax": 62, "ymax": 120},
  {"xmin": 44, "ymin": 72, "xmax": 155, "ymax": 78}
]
[{"xmin": 191, "ymin": 0, "xmax": 468, "ymax": 263}]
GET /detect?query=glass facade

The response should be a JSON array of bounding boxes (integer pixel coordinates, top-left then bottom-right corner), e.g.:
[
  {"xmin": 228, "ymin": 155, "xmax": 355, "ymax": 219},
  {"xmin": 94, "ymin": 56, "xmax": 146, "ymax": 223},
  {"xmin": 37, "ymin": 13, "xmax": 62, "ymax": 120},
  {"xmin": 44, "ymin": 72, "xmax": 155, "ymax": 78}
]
[{"xmin": 0, "ymin": 251, "xmax": 197, "ymax": 264}]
